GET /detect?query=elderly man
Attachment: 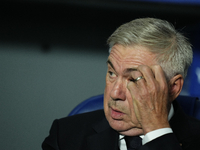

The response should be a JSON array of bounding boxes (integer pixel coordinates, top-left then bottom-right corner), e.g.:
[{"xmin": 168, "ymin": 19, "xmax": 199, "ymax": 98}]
[{"xmin": 42, "ymin": 18, "xmax": 200, "ymax": 150}]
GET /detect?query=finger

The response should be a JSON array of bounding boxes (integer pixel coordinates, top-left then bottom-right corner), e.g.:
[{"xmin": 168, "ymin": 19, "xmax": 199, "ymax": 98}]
[
  {"xmin": 127, "ymin": 79, "xmax": 142, "ymax": 102},
  {"xmin": 130, "ymin": 70, "xmax": 146, "ymax": 89},
  {"xmin": 127, "ymin": 80, "xmax": 141, "ymax": 111},
  {"xmin": 130, "ymin": 69, "xmax": 143, "ymax": 80},
  {"xmin": 151, "ymin": 65, "xmax": 167, "ymax": 84},
  {"xmin": 134, "ymin": 76, "xmax": 144, "ymax": 82},
  {"xmin": 151, "ymin": 65, "xmax": 169, "ymax": 97},
  {"xmin": 127, "ymin": 75, "xmax": 148, "ymax": 103},
  {"xmin": 127, "ymin": 79, "xmax": 138, "ymax": 96},
  {"xmin": 136, "ymin": 65, "xmax": 155, "ymax": 86}
]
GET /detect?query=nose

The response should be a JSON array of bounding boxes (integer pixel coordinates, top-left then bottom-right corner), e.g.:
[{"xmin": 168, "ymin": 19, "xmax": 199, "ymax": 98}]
[{"xmin": 110, "ymin": 78, "xmax": 126, "ymax": 101}]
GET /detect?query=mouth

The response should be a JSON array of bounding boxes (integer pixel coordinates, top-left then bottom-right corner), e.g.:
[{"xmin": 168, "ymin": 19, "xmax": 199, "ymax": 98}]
[{"xmin": 110, "ymin": 107, "xmax": 125, "ymax": 120}]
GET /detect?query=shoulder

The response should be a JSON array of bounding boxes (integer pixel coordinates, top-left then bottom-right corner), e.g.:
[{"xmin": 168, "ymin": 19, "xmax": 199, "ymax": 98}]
[
  {"xmin": 58, "ymin": 109, "xmax": 105, "ymax": 125},
  {"xmin": 181, "ymin": 116, "xmax": 200, "ymax": 149},
  {"xmin": 53, "ymin": 109, "xmax": 106, "ymax": 136},
  {"xmin": 42, "ymin": 110, "xmax": 106, "ymax": 150},
  {"xmin": 186, "ymin": 116, "xmax": 200, "ymax": 136},
  {"xmin": 173, "ymin": 99, "xmax": 200, "ymax": 134},
  {"xmin": 171, "ymin": 100, "xmax": 200, "ymax": 142}
]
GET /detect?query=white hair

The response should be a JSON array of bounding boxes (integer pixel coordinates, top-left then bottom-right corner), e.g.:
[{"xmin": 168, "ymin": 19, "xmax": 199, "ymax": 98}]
[{"xmin": 107, "ymin": 18, "xmax": 193, "ymax": 81}]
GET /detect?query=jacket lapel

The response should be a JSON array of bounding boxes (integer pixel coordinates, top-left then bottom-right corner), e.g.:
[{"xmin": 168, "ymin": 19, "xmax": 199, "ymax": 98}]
[
  {"xmin": 87, "ymin": 118, "xmax": 119, "ymax": 150},
  {"xmin": 86, "ymin": 100, "xmax": 191, "ymax": 150}
]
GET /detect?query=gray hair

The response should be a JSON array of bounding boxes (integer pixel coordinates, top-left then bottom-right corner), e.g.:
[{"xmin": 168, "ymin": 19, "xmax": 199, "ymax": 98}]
[{"xmin": 107, "ymin": 18, "xmax": 193, "ymax": 81}]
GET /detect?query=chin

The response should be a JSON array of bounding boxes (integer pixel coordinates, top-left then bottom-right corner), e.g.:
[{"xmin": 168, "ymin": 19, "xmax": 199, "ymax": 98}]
[
  {"xmin": 106, "ymin": 116, "xmax": 144, "ymax": 136},
  {"xmin": 106, "ymin": 115, "xmax": 131, "ymax": 131}
]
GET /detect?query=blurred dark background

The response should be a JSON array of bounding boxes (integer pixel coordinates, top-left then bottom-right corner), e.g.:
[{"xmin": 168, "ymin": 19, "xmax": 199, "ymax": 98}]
[{"xmin": 0, "ymin": 0, "xmax": 200, "ymax": 149}]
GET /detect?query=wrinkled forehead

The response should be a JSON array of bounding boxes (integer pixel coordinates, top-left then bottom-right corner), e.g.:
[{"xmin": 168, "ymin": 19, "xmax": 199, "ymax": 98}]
[
  {"xmin": 109, "ymin": 47, "xmax": 134, "ymax": 62},
  {"xmin": 109, "ymin": 44, "xmax": 156, "ymax": 62},
  {"xmin": 109, "ymin": 45, "xmax": 138, "ymax": 61},
  {"xmin": 107, "ymin": 44, "xmax": 158, "ymax": 71}
]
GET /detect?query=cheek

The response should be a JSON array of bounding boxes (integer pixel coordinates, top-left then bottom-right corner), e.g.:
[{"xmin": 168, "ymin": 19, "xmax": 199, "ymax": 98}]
[
  {"xmin": 104, "ymin": 81, "xmax": 111, "ymax": 112},
  {"xmin": 104, "ymin": 84, "xmax": 109, "ymax": 101},
  {"xmin": 104, "ymin": 77, "xmax": 113, "ymax": 99}
]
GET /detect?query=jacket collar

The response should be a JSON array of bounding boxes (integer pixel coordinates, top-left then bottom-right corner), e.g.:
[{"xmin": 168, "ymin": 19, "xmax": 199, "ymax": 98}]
[
  {"xmin": 87, "ymin": 117, "xmax": 119, "ymax": 150},
  {"xmin": 86, "ymin": 100, "xmax": 191, "ymax": 149}
]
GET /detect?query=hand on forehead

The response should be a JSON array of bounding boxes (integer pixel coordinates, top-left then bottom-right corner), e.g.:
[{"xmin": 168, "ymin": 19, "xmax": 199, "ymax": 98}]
[{"xmin": 128, "ymin": 65, "xmax": 167, "ymax": 90}]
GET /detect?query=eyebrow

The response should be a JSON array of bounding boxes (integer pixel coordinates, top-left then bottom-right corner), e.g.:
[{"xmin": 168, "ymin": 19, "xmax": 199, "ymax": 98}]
[
  {"xmin": 106, "ymin": 59, "xmax": 115, "ymax": 71},
  {"xmin": 106, "ymin": 59, "xmax": 138, "ymax": 75},
  {"xmin": 123, "ymin": 68, "xmax": 138, "ymax": 74}
]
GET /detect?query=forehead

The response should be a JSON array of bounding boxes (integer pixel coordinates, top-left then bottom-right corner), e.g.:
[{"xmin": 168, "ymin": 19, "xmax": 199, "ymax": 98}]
[{"xmin": 108, "ymin": 44, "xmax": 157, "ymax": 68}]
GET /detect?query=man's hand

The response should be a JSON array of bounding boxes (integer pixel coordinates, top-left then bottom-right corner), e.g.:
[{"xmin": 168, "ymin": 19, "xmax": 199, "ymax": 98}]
[{"xmin": 127, "ymin": 65, "xmax": 171, "ymax": 135}]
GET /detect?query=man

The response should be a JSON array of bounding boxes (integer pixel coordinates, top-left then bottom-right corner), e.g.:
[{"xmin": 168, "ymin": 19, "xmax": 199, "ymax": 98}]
[{"xmin": 42, "ymin": 18, "xmax": 200, "ymax": 150}]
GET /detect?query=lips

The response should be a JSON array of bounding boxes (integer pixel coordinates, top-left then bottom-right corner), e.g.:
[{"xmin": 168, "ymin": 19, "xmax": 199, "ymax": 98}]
[{"xmin": 110, "ymin": 107, "xmax": 124, "ymax": 119}]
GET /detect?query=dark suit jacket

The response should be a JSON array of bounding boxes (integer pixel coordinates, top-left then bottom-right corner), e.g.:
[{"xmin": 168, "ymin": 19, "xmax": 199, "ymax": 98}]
[{"xmin": 42, "ymin": 100, "xmax": 200, "ymax": 150}]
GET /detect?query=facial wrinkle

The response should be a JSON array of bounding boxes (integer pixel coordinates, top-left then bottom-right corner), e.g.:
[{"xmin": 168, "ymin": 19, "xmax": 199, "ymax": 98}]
[
  {"xmin": 111, "ymin": 48, "xmax": 152, "ymax": 68},
  {"xmin": 110, "ymin": 49, "xmax": 142, "ymax": 79},
  {"xmin": 110, "ymin": 46, "xmax": 137, "ymax": 63}
]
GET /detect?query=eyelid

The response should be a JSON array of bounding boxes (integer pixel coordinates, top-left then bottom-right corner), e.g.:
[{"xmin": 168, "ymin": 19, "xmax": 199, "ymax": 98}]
[
  {"xmin": 108, "ymin": 71, "xmax": 112, "ymax": 75},
  {"xmin": 108, "ymin": 70, "xmax": 116, "ymax": 76},
  {"xmin": 108, "ymin": 70, "xmax": 117, "ymax": 79},
  {"xmin": 128, "ymin": 77, "xmax": 135, "ymax": 82}
]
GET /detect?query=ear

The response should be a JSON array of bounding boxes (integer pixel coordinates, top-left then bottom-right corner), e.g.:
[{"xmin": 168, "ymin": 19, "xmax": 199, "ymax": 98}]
[{"xmin": 168, "ymin": 74, "xmax": 184, "ymax": 102}]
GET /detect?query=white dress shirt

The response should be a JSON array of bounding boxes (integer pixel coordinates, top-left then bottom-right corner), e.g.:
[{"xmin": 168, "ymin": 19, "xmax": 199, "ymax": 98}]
[{"xmin": 119, "ymin": 104, "xmax": 174, "ymax": 150}]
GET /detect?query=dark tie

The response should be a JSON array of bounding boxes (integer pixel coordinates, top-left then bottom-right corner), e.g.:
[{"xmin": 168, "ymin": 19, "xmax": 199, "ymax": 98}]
[{"xmin": 124, "ymin": 136, "xmax": 142, "ymax": 150}]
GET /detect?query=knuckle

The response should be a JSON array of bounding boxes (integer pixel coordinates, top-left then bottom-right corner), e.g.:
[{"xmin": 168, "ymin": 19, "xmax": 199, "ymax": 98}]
[
  {"xmin": 152, "ymin": 64, "xmax": 162, "ymax": 70},
  {"xmin": 149, "ymin": 84, "xmax": 156, "ymax": 93},
  {"xmin": 162, "ymin": 84, "xmax": 169, "ymax": 93}
]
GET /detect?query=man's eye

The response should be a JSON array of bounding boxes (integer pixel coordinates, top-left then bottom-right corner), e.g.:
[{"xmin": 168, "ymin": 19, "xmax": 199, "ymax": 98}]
[{"xmin": 108, "ymin": 71, "xmax": 116, "ymax": 77}]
